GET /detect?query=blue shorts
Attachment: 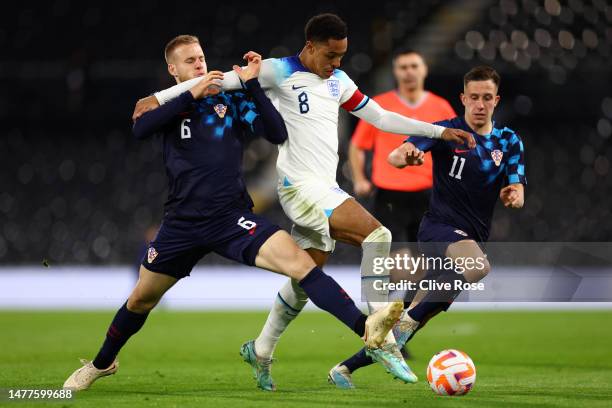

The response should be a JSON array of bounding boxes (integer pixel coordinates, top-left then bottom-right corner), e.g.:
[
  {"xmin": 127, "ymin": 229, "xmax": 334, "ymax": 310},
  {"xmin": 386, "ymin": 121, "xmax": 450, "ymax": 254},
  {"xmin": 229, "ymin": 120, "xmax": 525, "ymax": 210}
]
[
  {"xmin": 417, "ymin": 215, "xmax": 477, "ymax": 258},
  {"xmin": 416, "ymin": 215, "xmax": 485, "ymax": 309},
  {"xmin": 141, "ymin": 210, "xmax": 281, "ymax": 279}
]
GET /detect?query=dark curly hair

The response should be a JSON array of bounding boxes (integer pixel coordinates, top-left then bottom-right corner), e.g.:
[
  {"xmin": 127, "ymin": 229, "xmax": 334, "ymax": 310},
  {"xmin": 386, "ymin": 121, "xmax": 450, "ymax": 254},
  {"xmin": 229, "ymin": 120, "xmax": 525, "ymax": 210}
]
[{"xmin": 305, "ymin": 13, "xmax": 347, "ymax": 42}]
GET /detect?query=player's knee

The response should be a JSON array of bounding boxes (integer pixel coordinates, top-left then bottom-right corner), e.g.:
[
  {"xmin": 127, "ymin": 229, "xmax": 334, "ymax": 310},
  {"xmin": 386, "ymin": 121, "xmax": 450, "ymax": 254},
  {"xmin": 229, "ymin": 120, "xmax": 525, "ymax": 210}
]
[
  {"xmin": 363, "ymin": 225, "xmax": 392, "ymax": 244},
  {"xmin": 464, "ymin": 258, "xmax": 491, "ymax": 283},
  {"xmin": 478, "ymin": 258, "xmax": 491, "ymax": 280},
  {"xmin": 127, "ymin": 294, "xmax": 160, "ymax": 313}
]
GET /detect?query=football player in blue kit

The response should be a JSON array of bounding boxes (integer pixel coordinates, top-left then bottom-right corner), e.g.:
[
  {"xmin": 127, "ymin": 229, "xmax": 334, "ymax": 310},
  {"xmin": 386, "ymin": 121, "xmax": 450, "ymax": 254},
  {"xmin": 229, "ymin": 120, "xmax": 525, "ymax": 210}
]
[
  {"xmin": 63, "ymin": 34, "xmax": 404, "ymax": 391},
  {"xmin": 328, "ymin": 65, "xmax": 525, "ymax": 389}
]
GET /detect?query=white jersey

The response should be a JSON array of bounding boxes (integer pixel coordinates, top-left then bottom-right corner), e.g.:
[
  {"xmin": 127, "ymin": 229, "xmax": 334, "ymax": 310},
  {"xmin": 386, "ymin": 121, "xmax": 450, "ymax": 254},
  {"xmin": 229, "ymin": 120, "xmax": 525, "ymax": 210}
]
[
  {"xmin": 155, "ymin": 56, "xmax": 444, "ymax": 185},
  {"xmin": 158, "ymin": 57, "xmax": 365, "ymax": 184},
  {"xmin": 260, "ymin": 57, "xmax": 364, "ymax": 183}
]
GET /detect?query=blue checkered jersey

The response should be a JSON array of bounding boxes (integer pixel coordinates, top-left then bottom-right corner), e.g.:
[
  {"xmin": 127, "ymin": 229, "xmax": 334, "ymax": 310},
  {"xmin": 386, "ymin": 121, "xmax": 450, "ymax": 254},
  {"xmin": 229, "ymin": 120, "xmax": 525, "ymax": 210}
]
[
  {"xmin": 408, "ymin": 116, "xmax": 526, "ymax": 242},
  {"xmin": 133, "ymin": 79, "xmax": 287, "ymax": 220}
]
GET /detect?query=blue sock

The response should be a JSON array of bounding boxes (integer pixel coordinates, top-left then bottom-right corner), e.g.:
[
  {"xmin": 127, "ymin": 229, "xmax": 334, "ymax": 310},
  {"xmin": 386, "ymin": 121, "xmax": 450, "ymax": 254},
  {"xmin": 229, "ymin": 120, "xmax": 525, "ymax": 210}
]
[
  {"xmin": 299, "ymin": 267, "xmax": 366, "ymax": 336},
  {"xmin": 403, "ymin": 289, "xmax": 417, "ymax": 309},
  {"xmin": 92, "ymin": 301, "xmax": 149, "ymax": 369},
  {"xmin": 341, "ymin": 347, "xmax": 372, "ymax": 373},
  {"xmin": 408, "ymin": 273, "xmax": 466, "ymax": 322}
]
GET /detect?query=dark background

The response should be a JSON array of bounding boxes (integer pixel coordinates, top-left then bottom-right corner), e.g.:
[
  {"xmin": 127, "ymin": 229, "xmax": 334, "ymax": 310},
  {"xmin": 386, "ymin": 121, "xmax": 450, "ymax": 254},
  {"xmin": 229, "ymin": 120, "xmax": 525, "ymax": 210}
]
[{"xmin": 1, "ymin": 0, "xmax": 611, "ymax": 265}]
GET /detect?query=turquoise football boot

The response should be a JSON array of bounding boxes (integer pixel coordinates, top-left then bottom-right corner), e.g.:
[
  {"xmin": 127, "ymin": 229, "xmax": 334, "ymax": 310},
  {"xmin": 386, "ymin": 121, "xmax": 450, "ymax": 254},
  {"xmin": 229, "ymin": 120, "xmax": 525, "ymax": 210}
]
[
  {"xmin": 366, "ymin": 343, "xmax": 418, "ymax": 384},
  {"xmin": 327, "ymin": 364, "xmax": 355, "ymax": 389},
  {"xmin": 240, "ymin": 340, "xmax": 275, "ymax": 391}
]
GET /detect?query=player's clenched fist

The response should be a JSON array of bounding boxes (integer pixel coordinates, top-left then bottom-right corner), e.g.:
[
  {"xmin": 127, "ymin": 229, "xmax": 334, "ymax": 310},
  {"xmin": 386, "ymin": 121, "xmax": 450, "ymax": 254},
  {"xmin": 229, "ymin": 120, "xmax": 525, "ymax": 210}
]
[
  {"xmin": 441, "ymin": 128, "xmax": 476, "ymax": 148},
  {"xmin": 403, "ymin": 144, "xmax": 424, "ymax": 166},
  {"xmin": 387, "ymin": 142, "xmax": 424, "ymax": 168},
  {"xmin": 233, "ymin": 51, "xmax": 262, "ymax": 82},
  {"xmin": 189, "ymin": 71, "xmax": 224, "ymax": 99},
  {"xmin": 243, "ymin": 51, "xmax": 262, "ymax": 63},
  {"xmin": 352, "ymin": 179, "xmax": 373, "ymax": 197},
  {"xmin": 132, "ymin": 71, "xmax": 224, "ymax": 121},
  {"xmin": 499, "ymin": 184, "xmax": 524, "ymax": 208},
  {"xmin": 132, "ymin": 95, "xmax": 160, "ymax": 122}
]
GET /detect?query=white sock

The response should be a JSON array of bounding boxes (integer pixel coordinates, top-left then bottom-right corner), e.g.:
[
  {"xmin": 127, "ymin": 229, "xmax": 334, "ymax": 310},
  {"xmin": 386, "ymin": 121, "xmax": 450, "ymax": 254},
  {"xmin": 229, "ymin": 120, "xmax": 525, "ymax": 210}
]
[
  {"xmin": 363, "ymin": 226, "xmax": 397, "ymax": 345},
  {"xmin": 362, "ymin": 226, "xmax": 392, "ymax": 304},
  {"xmin": 254, "ymin": 278, "xmax": 308, "ymax": 359}
]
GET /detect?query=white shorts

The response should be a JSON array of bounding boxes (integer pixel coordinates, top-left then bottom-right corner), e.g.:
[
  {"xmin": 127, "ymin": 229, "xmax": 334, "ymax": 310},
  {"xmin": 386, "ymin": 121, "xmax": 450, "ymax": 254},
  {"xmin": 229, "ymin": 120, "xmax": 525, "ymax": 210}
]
[{"xmin": 277, "ymin": 175, "xmax": 352, "ymax": 252}]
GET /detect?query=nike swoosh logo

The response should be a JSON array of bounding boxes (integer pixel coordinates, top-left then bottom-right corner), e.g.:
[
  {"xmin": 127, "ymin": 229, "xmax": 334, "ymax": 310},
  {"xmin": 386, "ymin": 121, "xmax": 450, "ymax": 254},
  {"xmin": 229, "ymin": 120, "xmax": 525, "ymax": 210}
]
[
  {"xmin": 291, "ymin": 85, "xmax": 306, "ymax": 90},
  {"xmin": 454, "ymin": 148, "xmax": 470, "ymax": 153}
]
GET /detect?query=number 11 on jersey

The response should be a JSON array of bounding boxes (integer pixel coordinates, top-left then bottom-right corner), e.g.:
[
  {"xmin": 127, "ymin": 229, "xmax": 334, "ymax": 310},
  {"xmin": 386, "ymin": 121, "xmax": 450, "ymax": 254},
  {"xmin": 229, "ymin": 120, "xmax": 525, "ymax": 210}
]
[{"xmin": 449, "ymin": 155, "xmax": 466, "ymax": 179}]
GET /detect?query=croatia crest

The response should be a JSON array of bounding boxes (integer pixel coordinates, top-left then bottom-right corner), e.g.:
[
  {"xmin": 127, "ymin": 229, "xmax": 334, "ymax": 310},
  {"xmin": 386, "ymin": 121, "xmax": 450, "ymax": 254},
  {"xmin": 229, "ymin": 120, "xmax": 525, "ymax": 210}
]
[
  {"xmin": 214, "ymin": 104, "xmax": 227, "ymax": 118},
  {"xmin": 327, "ymin": 79, "xmax": 340, "ymax": 98},
  {"xmin": 147, "ymin": 247, "xmax": 158, "ymax": 263},
  {"xmin": 491, "ymin": 149, "xmax": 503, "ymax": 166}
]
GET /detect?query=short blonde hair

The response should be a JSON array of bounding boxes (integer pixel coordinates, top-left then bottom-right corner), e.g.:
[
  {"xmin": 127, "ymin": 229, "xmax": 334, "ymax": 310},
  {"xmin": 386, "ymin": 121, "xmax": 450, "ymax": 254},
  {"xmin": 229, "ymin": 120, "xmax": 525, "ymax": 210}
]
[{"xmin": 164, "ymin": 35, "xmax": 200, "ymax": 63}]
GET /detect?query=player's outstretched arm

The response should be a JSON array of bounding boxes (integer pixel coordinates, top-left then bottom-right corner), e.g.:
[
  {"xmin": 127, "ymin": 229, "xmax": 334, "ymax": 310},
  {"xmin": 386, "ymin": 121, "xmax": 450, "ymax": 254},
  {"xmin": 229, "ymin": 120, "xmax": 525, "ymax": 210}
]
[
  {"xmin": 351, "ymin": 98, "xmax": 475, "ymax": 148},
  {"xmin": 500, "ymin": 183, "xmax": 524, "ymax": 209},
  {"xmin": 132, "ymin": 72, "xmax": 224, "ymax": 139},
  {"xmin": 387, "ymin": 142, "xmax": 424, "ymax": 169},
  {"xmin": 132, "ymin": 57, "xmax": 279, "ymax": 121},
  {"xmin": 153, "ymin": 70, "xmax": 241, "ymax": 105},
  {"xmin": 131, "ymin": 76, "xmax": 206, "ymax": 121},
  {"xmin": 148, "ymin": 54, "xmax": 275, "ymax": 108},
  {"xmin": 132, "ymin": 70, "xmax": 226, "ymax": 121},
  {"xmin": 234, "ymin": 53, "xmax": 288, "ymax": 144}
]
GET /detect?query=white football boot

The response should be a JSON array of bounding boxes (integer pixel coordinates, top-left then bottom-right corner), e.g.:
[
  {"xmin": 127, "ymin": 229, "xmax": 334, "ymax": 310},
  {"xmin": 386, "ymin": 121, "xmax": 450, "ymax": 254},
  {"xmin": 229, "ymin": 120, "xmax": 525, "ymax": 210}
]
[
  {"xmin": 63, "ymin": 359, "xmax": 119, "ymax": 391},
  {"xmin": 363, "ymin": 301, "xmax": 403, "ymax": 348}
]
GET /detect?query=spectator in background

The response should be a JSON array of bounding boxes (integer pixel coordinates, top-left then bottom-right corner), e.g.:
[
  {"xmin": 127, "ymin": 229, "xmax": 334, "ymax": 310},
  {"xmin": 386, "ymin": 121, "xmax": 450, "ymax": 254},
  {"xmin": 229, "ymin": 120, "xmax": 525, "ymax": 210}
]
[
  {"xmin": 349, "ymin": 49, "xmax": 456, "ymax": 244},
  {"xmin": 349, "ymin": 50, "xmax": 457, "ymax": 242},
  {"xmin": 348, "ymin": 50, "xmax": 456, "ymax": 358}
]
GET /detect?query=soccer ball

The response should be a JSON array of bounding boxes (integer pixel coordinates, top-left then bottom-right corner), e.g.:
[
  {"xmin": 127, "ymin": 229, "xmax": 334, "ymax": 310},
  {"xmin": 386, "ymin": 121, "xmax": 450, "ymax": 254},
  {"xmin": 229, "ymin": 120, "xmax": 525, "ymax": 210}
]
[{"xmin": 427, "ymin": 349, "xmax": 476, "ymax": 396}]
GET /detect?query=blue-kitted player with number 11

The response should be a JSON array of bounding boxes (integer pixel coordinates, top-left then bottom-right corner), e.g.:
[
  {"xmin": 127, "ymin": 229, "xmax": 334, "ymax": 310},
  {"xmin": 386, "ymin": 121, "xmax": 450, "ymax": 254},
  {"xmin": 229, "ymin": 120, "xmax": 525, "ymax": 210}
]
[
  {"xmin": 328, "ymin": 65, "xmax": 527, "ymax": 389},
  {"xmin": 62, "ymin": 34, "xmax": 404, "ymax": 391}
]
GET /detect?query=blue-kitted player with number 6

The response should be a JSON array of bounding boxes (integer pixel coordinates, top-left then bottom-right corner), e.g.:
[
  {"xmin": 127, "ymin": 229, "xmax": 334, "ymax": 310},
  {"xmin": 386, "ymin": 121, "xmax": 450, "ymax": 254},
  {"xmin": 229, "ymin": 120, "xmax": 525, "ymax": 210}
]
[{"xmin": 62, "ymin": 34, "xmax": 407, "ymax": 391}]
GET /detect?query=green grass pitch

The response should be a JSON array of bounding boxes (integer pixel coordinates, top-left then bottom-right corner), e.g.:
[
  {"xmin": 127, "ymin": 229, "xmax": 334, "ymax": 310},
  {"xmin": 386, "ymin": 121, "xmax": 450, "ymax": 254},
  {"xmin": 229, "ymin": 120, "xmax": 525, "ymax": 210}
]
[{"xmin": 2, "ymin": 310, "xmax": 611, "ymax": 407}]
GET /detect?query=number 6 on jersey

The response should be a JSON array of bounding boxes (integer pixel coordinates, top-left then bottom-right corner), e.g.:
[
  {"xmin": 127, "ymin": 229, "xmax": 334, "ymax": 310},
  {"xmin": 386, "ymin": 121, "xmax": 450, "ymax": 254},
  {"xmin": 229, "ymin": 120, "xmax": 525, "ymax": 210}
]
[
  {"xmin": 237, "ymin": 216, "xmax": 257, "ymax": 230},
  {"xmin": 181, "ymin": 118, "xmax": 191, "ymax": 139}
]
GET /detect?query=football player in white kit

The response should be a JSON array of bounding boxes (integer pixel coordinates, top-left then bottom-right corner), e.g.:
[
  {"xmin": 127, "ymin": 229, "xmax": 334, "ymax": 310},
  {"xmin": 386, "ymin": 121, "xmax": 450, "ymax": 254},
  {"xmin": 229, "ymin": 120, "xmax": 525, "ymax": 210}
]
[{"xmin": 133, "ymin": 14, "xmax": 474, "ymax": 391}]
